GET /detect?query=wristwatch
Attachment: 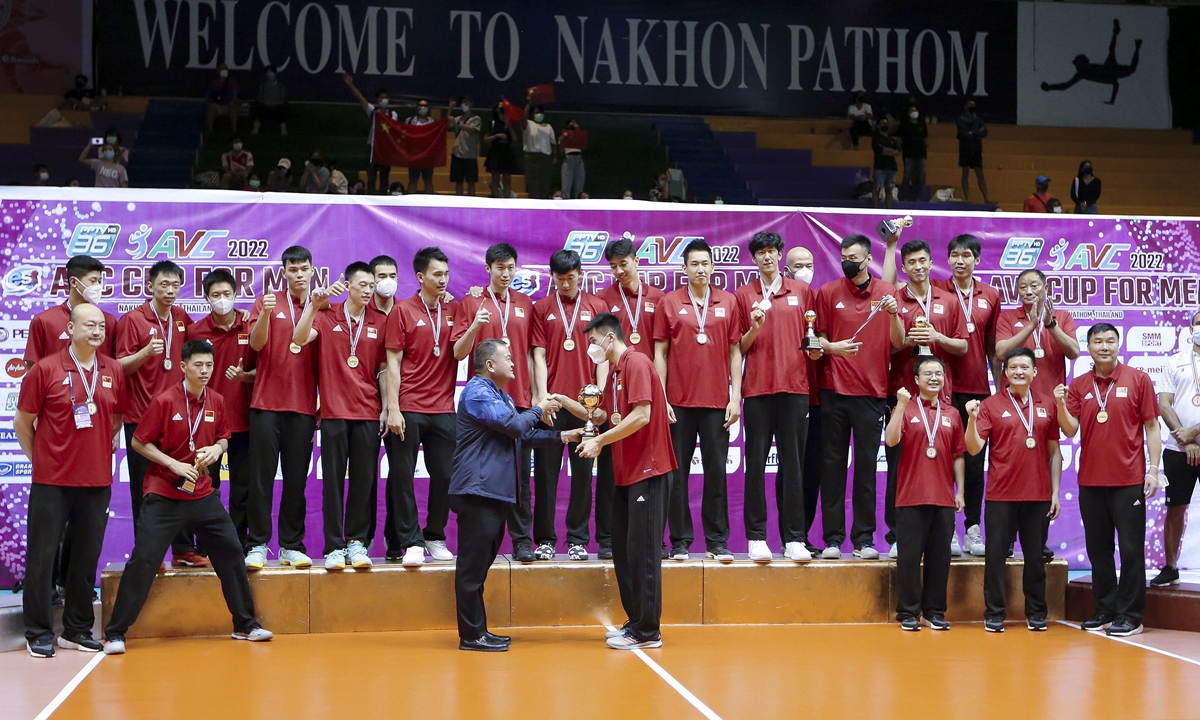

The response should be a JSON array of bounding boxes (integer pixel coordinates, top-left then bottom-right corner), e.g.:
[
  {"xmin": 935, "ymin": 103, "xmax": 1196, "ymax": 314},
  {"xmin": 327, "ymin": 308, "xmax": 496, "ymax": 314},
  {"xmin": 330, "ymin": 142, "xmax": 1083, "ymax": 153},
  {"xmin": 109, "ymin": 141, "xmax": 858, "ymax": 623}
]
[{"xmin": 1045, "ymin": 318, "xmax": 1058, "ymax": 329}]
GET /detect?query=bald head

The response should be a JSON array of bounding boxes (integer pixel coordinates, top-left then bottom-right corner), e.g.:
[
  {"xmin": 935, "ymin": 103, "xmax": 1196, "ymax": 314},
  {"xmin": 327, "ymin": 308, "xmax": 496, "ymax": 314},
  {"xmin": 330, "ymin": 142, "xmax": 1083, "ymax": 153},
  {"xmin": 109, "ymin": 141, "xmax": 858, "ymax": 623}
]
[
  {"xmin": 786, "ymin": 247, "xmax": 815, "ymax": 281},
  {"xmin": 68, "ymin": 303, "xmax": 106, "ymax": 354}
]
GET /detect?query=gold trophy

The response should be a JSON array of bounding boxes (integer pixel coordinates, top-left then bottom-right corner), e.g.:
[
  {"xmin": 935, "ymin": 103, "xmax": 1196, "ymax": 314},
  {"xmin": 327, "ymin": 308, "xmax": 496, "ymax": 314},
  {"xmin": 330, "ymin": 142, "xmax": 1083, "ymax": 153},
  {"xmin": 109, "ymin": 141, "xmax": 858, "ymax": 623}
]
[
  {"xmin": 913, "ymin": 315, "xmax": 933, "ymax": 356},
  {"xmin": 804, "ymin": 310, "xmax": 822, "ymax": 351},
  {"xmin": 876, "ymin": 214, "xmax": 914, "ymax": 240},
  {"xmin": 578, "ymin": 384, "xmax": 602, "ymax": 439}
]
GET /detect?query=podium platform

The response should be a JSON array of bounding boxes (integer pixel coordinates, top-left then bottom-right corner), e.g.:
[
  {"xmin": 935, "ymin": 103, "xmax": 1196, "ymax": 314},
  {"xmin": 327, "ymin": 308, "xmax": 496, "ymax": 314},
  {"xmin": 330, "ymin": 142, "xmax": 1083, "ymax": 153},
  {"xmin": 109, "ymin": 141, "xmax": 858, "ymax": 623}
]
[
  {"xmin": 1066, "ymin": 575, "xmax": 1200, "ymax": 632},
  {"xmin": 101, "ymin": 555, "xmax": 1068, "ymax": 639}
]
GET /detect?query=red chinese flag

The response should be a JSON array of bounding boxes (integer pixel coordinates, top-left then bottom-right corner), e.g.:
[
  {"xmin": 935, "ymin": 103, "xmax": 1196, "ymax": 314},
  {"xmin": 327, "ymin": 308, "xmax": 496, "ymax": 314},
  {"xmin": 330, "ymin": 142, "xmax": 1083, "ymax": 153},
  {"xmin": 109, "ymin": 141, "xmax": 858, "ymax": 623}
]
[
  {"xmin": 528, "ymin": 84, "xmax": 556, "ymax": 105},
  {"xmin": 371, "ymin": 114, "xmax": 448, "ymax": 168},
  {"xmin": 500, "ymin": 97, "xmax": 524, "ymax": 127},
  {"xmin": 560, "ymin": 130, "xmax": 588, "ymax": 150}
]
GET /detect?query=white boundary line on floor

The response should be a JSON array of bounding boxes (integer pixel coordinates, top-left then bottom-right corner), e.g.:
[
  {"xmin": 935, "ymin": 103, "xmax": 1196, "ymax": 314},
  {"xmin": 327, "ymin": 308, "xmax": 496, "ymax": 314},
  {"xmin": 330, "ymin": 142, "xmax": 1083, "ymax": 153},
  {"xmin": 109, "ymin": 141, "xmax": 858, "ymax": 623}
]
[
  {"xmin": 604, "ymin": 625, "xmax": 723, "ymax": 720},
  {"xmin": 1056, "ymin": 621, "xmax": 1200, "ymax": 668},
  {"xmin": 33, "ymin": 652, "xmax": 105, "ymax": 720}
]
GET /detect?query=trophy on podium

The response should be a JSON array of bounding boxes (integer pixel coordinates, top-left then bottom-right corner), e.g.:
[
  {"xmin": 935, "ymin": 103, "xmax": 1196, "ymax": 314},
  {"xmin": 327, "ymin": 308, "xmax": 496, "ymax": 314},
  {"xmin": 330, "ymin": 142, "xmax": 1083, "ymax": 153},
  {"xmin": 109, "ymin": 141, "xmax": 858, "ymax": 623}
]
[
  {"xmin": 579, "ymin": 384, "xmax": 602, "ymax": 439},
  {"xmin": 876, "ymin": 215, "xmax": 914, "ymax": 241},
  {"xmin": 913, "ymin": 316, "xmax": 934, "ymax": 356},
  {"xmin": 804, "ymin": 310, "xmax": 822, "ymax": 351}
]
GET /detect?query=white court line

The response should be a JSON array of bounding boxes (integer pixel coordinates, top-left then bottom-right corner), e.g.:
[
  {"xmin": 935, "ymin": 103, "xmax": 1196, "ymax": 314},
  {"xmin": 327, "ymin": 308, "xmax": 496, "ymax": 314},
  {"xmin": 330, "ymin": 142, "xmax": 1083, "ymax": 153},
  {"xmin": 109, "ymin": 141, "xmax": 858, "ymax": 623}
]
[
  {"xmin": 34, "ymin": 652, "xmax": 106, "ymax": 720},
  {"xmin": 1056, "ymin": 621, "xmax": 1200, "ymax": 668},
  {"xmin": 604, "ymin": 625, "xmax": 724, "ymax": 720}
]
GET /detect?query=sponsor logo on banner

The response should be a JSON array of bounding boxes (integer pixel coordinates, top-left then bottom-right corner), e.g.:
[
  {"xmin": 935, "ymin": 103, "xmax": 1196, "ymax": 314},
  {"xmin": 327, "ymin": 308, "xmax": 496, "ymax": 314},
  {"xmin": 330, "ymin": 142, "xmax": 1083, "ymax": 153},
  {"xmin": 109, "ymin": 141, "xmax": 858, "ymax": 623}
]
[
  {"xmin": 511, "ymin": 270, "xmax": 541, "ymax": 296},
  {"xmin": 0, "ymin": 455, "xmax": 33, "ymax": 480},
  {"xmin": 1127, "ymin": 326, "xmax": 1174, "ymax": 352},
  {"xmin": 5, "ymin": 358, "xmax": 26, "ymax": 379},
  {"xmin": 999, "ymin": 238, "xmax": 1045, "ymax": 269},
  {"xmin": 65, "ymin": 223, "xmax": 121, "ymax": 257},
  {"xmin": 0, "ymin": 428, "xmax": 17, "ymax": 442},
  {"xmin": 4, "ymin": 392, "xmax": 17, "ymax": 412},
  {"xmin": 1049, "ymin": 242, "xmax": 1130, "ymax": 272},
  {"xmin": 564, "ymin": 231, "xmax": 611, "ymax": 263},
  {"xmin": 125, "ymin": 225, "xmax": 225, "ymax": 260},
  {"xmin": 2, "ymin": 265, "xmax": 43, "ymax": 296}
]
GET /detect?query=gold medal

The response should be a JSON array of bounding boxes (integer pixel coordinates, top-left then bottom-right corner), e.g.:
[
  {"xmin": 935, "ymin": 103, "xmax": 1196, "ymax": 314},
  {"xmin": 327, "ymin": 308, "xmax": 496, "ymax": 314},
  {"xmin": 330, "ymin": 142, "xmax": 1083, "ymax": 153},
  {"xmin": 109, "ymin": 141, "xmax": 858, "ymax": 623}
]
[
  {"xmin": 610, "ymin": 412, "xmax": 623, "ymax": 426},
  {"xmin": 289, "ymin": 343, "xmax": 302, "ymax": 354},
  {"xmin": 629, "ymin": 332, "xmax": 641, "ymax": 345},
  {"xmin": 347, "ymin": 356, "xmax": 360, "ymax": 368},
  {"xmin": 87, "ymin": 401, "xmax": 98, "ymax": 416},
  {"xmin": 1025, "ymin": 437, "xmax": 1037, "ymax": 449},
  {"xmin": 925, "ymin": 446, "xmax": 938, "ymax": 459},
  {"xmin": 696, "ymin": 332, "xmax": 709, "ymax": 345},
  {"xmin": 563, "ymin": 338, "xmax": 576, "ymax": 351},
  {"xmin": 163, "ymin": 359, "xmax": 172, "ymax": 371},
  {"xmin": 1096, "ymin": 411, "xmax": 1109, "ymax": 424},
  {"xmin": 1033, "ymin": 348, "xmax": 1045, "ymax": 359},
  {"xmin": 433, "ymin": 345, "xmax": 441, "ymax": 357},
  {"xmin": 966, "ymin": 321, "xmax": 976, "ymax": 334}
]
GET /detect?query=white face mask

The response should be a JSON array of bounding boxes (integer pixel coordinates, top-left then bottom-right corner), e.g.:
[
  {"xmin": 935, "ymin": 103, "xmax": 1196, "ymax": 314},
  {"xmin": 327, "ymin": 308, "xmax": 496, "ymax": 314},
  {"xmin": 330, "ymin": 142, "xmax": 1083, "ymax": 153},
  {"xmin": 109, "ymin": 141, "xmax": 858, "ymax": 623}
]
[
  {"xmin": 1051, "ymin": 207, "xmax": 1062, "ymax": 213},
  {"xmin": 1192, "ymin": 327, "xmax": 1200, "ymax": 347},
  {"xmin": 587, "ymin": 336, "xmax": 610, "ymax": 365},
  {"xmin": 714, "ymin": 199, "xmax": 724, "ymax": 205},
  {"xmin": 219, "ymin": 70, "xmax": 229, "ymax": 78},
  {"xmin": 418, "ymin": 106, "xmax": 429, "ymax": 116},
  {"xmin": 38, "ymin": 172, "xmax": 49, "ymax": 181},
  {"xmin": 375, "ymin": 278, "xmax": 398, "ymax": 298},
  {"xmin": 795, "ymin": 268, "xmax": 814, "ymax": 284},
  {"xmin": 378, "ymin": 98, "xmax": 389, "ymax": 108},
  {"xmin": 210, "ymin": 298, "xmax": 235, "ymax": 315},
  {"xmin": 461, "ymin": 104, "xmax": 470, "ymax": 113},
  {"xmin": 77, "ymin": 281, "xmax": 104, "ymax": 304}
]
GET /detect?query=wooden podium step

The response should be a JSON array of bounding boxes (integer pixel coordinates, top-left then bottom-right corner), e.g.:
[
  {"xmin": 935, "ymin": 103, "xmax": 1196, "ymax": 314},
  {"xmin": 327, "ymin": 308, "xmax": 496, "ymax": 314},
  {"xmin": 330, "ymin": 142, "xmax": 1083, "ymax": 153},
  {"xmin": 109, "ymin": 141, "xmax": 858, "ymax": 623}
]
[
  {"xmin": 1066, "ymin": 576, "xmax": 1200, "ymax": 632},
  {"xmin": 101, "ymin": 556, "xmax": 1067, "ymax": 639}
]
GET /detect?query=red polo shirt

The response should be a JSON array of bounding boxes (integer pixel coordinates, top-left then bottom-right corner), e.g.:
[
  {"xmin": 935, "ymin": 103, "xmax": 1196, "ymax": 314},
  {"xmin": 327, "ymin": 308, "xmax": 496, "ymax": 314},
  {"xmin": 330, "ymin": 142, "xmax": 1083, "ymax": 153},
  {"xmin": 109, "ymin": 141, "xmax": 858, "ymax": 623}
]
[
  {"xmin": 386, "ymin": 293, "xmax": 459, "ymax": 415},
  {"xmin": 609, "ymin": 349, "xmax": 677, "ymax": 486},
  {"xmin": 895, "ymin": 397, "xmax": 966, "ymax": 507},
  {"xmin": 653, "ymin": 286, "xmax": 743, "ymax": 409},
  {"xmin": 24, "ymin": 302, "xmax": 118, "ymax": 364},
  {"xmin": 1066, "ymin": 363, "xmax": 1159, "ymax": 487},
  {"xmin": 452, "ymin": 289, "xmax": 535, "ymax": 408},
  {"xmin": 115, "ymin": 301, "xmax": 192, "ymax": 424},
  {"xmin": 888, "ymin": 284, "xmax": 968, "ymax": 400},
  {"xmin": 735, "ymin": 276, "xmax": 816, "ymax": 398},
  {"xmin": 931, "ymin": 278, "xmax": 1001, "ymax": 395},
  {"xmin": 815, "ymin": 277, "xmax": 897, "ymax": 399},
  {"xmin": 597, "ymin": 281, "xmax": 665, "ymax": 361},
  {"xmin": 249, "ymin": 291, "xmax": 318, "ymax": 416},
  {"xmin": 17, "ymin": 349, "xmax": 125, "ymax": 487},
  {"xmin": 531, "ymin": 290, "xmax": 607, "ymax": 396},
  {"xmin": 134, "ymin": 383, "xmax": 230, "ymax": 501},
  {"xmin": 187, "ymin": 313, "xmax": 256, "ymax": 433},
  {"xmin": 975, "ymin": 391, "xmax": 1057, "ymax": 502},
  {"xmin": 312, "ymin": 303, "xmax": 387, "ymax": 420},
  {"xmin": 996, "ymin": 308, "xmax": 1076, "ymax": 401}
]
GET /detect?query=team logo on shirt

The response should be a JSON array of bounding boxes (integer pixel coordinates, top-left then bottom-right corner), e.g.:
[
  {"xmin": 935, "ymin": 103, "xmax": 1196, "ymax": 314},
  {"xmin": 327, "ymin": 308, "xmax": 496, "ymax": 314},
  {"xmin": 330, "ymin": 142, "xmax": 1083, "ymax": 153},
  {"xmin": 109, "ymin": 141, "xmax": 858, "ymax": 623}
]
[
  {"xmin": 367, "ymin": 327, "xmax": 378, "ymax": 338},
  {"xmin": 581, "ymin": 311, "xmax": 593, "ymax": 321},
  {"xmin": 101, "ymin": 375, "xmax": 113, "ymax": 388},
  {"xmin": 788, "ymin": 296, "xmax": 799, "ymax": 305},
  {"xmin": 870, "ymin": 301, "xmax": 880, "ymax": 310},
  {"xmin": 977, "ymin": 299, "xmax": 989, "ymax": 309},
  {"xmin": 933, "ymin": 304, "xmax": 945, "ymax": 314},
  {"xmin": 1116, "ymin": 387, "xmax": 1128, "ymax": 398},
  {"xmin": 175, "ymin": 320, "xmax": 186, "ymax": 331},
  {"xmin": 941, "ymin": 416, "xmax": 951, "ymax": 427},
  {"xmin": 204, "ymin": 410, "xmax": 215, "ymax": 422},
  {"xmin": 171, "ymin": 412, "xmax": 183, "ymax": 421},
  {"xmin": 714, "ymin": 308, "xmax": 726, "ymax": 318},
  {"xmin": 238, "ymin": 333, "xmax": 249, "ymax": 345},
  {"xmin": 1036, "ymin": 407, "xmax": 1048, "ymax": 418},
  {"xmin": 446, "ymin": 317, "xmax": 453, "ymax": 325},
  {"xmin": 645, "ymin": 302, "xmax": 655, "ymax": 312},
  {"xmin": 515, "ymin": 307, "xmax": 526, "ymax": 318}
]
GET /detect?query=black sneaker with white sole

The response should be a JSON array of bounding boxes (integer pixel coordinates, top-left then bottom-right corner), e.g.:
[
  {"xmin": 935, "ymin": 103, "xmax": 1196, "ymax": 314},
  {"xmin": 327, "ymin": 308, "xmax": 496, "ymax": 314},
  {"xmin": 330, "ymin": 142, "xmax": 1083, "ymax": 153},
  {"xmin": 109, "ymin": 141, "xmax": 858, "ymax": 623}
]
[
  {"xmin": 1150, "ymin": 566, "xmax": 1180, "ymax": 587},
  {"xmin": 921, "ymin": 615, "xmax": 950, "ymax": 631},
  {"xmin": 1105, "ymin": 617, "xmax": 1143, "ymax": 637},
  {"xmin": 1080, "ymin": 613, "xmax": 1113, "ymax": 632},
  {"xmin": 57, "ymin": 633, "xmax": 103, "ymax": 652},
  {"xmin": 899, "ymin": 617, "xmax": 921, "ymax": 631},
  {"xmin": 513, "ymin": 544, "xmax": 534, "ymax": 563},
  {"xmin": 27, "ymin": 638, "xmax": 55, "ymax": 658},
  {"xmin": 985, "ymin": 618, "xmax": 1005, "ymax": 633},
  {"xmin": 1027, "ymin": 616, "xmax": 1048, "ymax": 632}
]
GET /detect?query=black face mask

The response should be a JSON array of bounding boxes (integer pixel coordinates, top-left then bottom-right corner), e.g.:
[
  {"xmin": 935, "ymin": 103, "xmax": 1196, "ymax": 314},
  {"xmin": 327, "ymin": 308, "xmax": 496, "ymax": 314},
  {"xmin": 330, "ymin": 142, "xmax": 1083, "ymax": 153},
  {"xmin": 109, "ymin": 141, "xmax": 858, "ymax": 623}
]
[{"xmin": 842, "ymin": 259, "xmax": 865, "ymax": 279}]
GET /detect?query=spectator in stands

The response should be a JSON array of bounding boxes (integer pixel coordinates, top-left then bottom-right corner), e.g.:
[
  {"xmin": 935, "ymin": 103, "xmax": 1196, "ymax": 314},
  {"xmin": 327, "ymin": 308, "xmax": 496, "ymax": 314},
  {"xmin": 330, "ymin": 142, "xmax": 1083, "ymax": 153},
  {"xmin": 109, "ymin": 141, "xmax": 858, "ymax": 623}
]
[
  {"xmin": 388, "ymin": 182, "xmax": 406, "ymax": 196},
  {"xmin": 327, "ymin": 159, "xmax": 348, "ymax": 194},
  {"xmin": 559, "ymin": 119, "xmax": 585, "ymax": 199},
  {"xmin": 88, "ymin": 128, "xmax": 130, "ymax": 167},
  {"xmin": 956, "ymin": 101, "xmax": 990, "ymax": 204},
  {"xmin": 622, "ymin": 189, "xmax": 634, "ymax": 200},
  {"xmin": 32, "ymin": 164, "xmax": 50, "ymax": 186},
  {"xmin": 551, "ymin": 189, "xmax": 564, "ymax": 199},
  {"xmin": 344, "ymin": 75, "xmax": 398, "ymax": 195},
  {"xmin": 667, "ymin": 168, "xmax": 687, "ymax": 202},
  {"xmin": 220, "ymin": 136, "xmax": 253, "ymax": 190},
  {"xmin": 252, "ymin": 66, "xmax": 288, "ymax": 135},
  {"xmin": 62, "ymin": 74, "xmax": 107, "ymax": 112},
  {"xmin": 871, "ymin": 119, "xmax": 901, "ymax": 209},
  {"xmin": 521, "ymin": 96, "xmax": 556, "ymax": 199},
  {"xmin": 405, "ymin": 99, "xmax": 437, "ymax": 193},
  {"xmin": 78, "ymin": 142, "xmax": 127, "ymax": 188},
  {"xmin": 265, "ymin": 158, "xmax": 291, "ymax": 192},
  {"xmin": 897, "ymin": 105, "xmax": 927, "ymax": 202},
  {"xmin": 1023, "ymin": 176, "xmax": 1056, "ymax": 213},
  {"xmin": 848, "ymin": 92, "xmax": 874, "ymax": 150},
  {"xmin": 649, "ymin": 173, "xmax": 667, "ymax": 201},
  {"xmin": 349, "ymin": 179, "xmax": 366, "ymax": 195},
  {"xmin": 484, "ymin": 102, "xmax": 516, "ymax": 198},
  {"xmin": 206, "ymin": 64, "xmax": 240, "ymax": 132},
  {"xmin": 243, "ymin": 173, "xmax": 263, "ymax": 191},
  {"xmin": 1071, "ymin": 160, "xmax": 1101, "ymax": 214},
  {"xmin": 579, "ymin": 192, "xmax": 590, "ymax": 199},
  {"xmin": 300, "ymin": 152, "xmax": 330, "ymax": 194},
  {"xmin": 449, "ymin": 97, "xmax": 481, "ymax": 196},
  {"xmin": 1046, "ymin": 198, "xmax": 1064, "ymax": 213},
  {"xmin": 66, "ymin": 178, "xmax": 81, "ymax": 187}
]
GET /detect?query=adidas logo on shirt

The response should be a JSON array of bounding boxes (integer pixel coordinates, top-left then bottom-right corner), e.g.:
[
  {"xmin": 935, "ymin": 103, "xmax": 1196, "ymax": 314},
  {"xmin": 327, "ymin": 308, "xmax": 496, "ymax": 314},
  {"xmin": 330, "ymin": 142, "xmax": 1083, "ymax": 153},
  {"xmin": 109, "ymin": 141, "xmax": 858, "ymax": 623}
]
[
  {"xmin": 416, "ymin": 319, "xmax": 427, "ymax": 327},
  {"xmin": 547, "ymin": 313, "xmax": 557, "ymax": 321},
  {"xmin": 1001, "ymin": 411, "xmax": 1012, "ymax": 418},
  {"xmin": 172, "ymin": 413, "xmax": 183, "ymax": 421},
  {"xmin": 636, "ymin": 496, "xmax": 645, "ymax": 502},
  {"xmin": 909, "ymin": 416, "xmax": 921, "ymax": 423},
  {"xmin": 333, "ymin": 326, "xmax": 343, "ymax": 332},
  {"xmin": 58, "ymin": 331, "xmax": 69, "ymax": 340},
  {"xmin": 1084, "ymin": 392, "xmax": 1094, "ymax": 400},
  {"xmin": 835, "ymin": 302, "xmax": 845, "ymax": 309},
  {"xmin": 611, "ymin": 305, "xmax": 620, "ymax": 312},
  {"xmin": 678, "ymin": 308, "xmax": 688, "ymax": 315},
  {"xmin": 276, "ymin": 312, "xmax": 286, "ymax": 319}
]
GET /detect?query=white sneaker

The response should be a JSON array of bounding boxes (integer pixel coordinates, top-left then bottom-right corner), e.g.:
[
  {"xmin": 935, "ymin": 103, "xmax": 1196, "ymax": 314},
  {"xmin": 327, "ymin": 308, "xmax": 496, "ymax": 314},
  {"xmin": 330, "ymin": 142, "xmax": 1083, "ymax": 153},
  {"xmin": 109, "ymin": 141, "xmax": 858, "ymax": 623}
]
[
  {"xmin": 950, "ymin": 532, "xmax": 963, "ymax": 557},
  {"xmin": 245, "ymin": 545, "xmax": 268, "ymax": 571},
  {"xmin": 889, "ymin": 542, "xmax": 899, "ymax": 559},
  {"xmin": 966, "ymin": 525, "xmax": 986, "ymax": 556},
  {"xmin": 402, "ymin": 545, "xmax": 425, "ymax": 567},
  {"xmin": 783, "ymin": 542, "xmax": 812, "ymax": 563},
  {"xmin": 346, "ymin": 540, "xmax": 372, "ymax": 569},
  {"xmin": 232, "ymin": 626, "xmax": 274, "ymax": 642},
  {"xmin": 605, "ymin": 626, "xmax": 630, "ymax": 639},
  {"xmin": 279, "ymin": 549, "xmax": 312, "ymax": 568},
  {"xmin": 748, "ymin": 540, "xmax": 772, "ymax": 563},
  {"xmin": 324, "ymin": 549, "xmax": 346, "ymax": 571},
  {"xmin": 821, "ymin": 545, "xmax": 842, "ymax": 560},
  {"xmin": 853, "ymin": 545, "xmax": 880, "ymax": 560},
  {"xmin": 426, "ymin": 540, "xmax": 454, "ymax": 562}
]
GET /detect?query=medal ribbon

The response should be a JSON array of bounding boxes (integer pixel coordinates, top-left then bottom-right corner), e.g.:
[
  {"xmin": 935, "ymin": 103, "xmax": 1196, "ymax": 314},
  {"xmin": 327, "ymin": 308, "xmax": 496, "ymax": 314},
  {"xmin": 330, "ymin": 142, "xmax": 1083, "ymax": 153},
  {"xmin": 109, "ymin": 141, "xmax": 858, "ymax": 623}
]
[
  {"xmin": 1092, "ymin": 376, "xmax": 1117, "ymax": 417},
  {"xmin": 1007, "ymin": 389, "xmax": 1036, "ymax": 442},
  {"xmin": 688, "ymin": 286, "xmax": 711, "ymax": 338},
  {"xmin": 345, "ymin": 306, "xmax": 366, "ymax": 359},
  {"xmin": 68, "ymin": 346, "xmax": 98, "ymax": 407},
  {"xmin": 487, "ymin": 288, "xmax": 511, "ymax": 339},
  {"xmin": 421, "ymin": 297, "xmax": 443, "ymax": 349},
  {"xmin": 620, "ymin": 282, "xmax": 643, "ymax": 334},
  {"xmin": 916, "ymin": 396, "xmax": 943, "ymax": 454},
  {"xmin": 183, "ymin": 382, "xmax": 206, "ymax": 452},
  {"xmin": 555, "ymin": 291, "xmax": 582, "ymax": 341}
]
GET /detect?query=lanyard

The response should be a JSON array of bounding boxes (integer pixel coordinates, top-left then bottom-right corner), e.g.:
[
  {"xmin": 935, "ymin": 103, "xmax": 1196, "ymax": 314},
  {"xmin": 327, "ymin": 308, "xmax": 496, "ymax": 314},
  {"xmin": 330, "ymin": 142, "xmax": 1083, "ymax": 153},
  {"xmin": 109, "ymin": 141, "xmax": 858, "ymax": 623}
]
[
  {"xmin": 849, "ymin": 298, "xmax": 887, "ymax": 342},
  {"xmin": 1025, "ymin": 307, "xmax": 1044, "ymax": 354},
  {"xmin": 555, "ymin": 291, "xmax": 582, "ymax": 340},
  {"xmin": 1092, "ymin": 375, "xmax": 1117, "ymax": 415},
  {"xmin": 151, "ymin": 305, "xmax": 174, "ymax": 369},
  {"xmin": 907, "ymin": 285, "xmax": 931, "ymax": 319},
  {"xmin": 916, "ymin": 396, "xmax": 943, "ymax": 455},
  {"xmin": 1007, "ymin": 390, "xmax": 1036, "ymax": 441},
  {"xmin": 487, "ymin": 288, "xmax": 511, "ymax": 340},
  {"xmin": 68, "ymin": 346, "xmax": 98, "ymax": 410},
  {"xmin": 286, "ymin": 290, "xmax": 310, "ymax": 336},
  {"xmin": 954, "ymin": 280, "xmax": 974, "ymax": 332},
  {"xmin": 688, "ymin": 286, "xmax": 711, "ymax": 337},
  {"xmin": 620, "ymin": 282, "xmax": 643, "ymax": 333},
  {"xmin": 183, "ymin": 382, "xmax": 206, "ymax": 452},
  {"xmin": 1188, "ymin": 349, "xmax": 1200, "ymax": 399},
  {"xmin": 757, "ymin": 273, "xmax": 781, "ymax": 311},
  {"xmin": 345, "ymin": 306, "xmax": 366, "ymax": 358},
  {"xmin": 421, "ymin": 296, "xmax": 443, "ymax": 353}
]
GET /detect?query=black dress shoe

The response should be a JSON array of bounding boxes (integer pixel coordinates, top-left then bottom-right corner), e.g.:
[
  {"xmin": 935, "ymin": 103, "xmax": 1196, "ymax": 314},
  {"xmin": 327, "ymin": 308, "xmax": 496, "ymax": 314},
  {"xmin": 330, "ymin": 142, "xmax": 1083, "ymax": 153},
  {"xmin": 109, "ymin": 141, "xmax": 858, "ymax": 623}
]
[
  {"xmin": 513, "ymin": 544, "xmax": 534, "ymax": 563},
  {"xmin": 484, "ymin": 631, "xmax": 511, "ymax": 644},
  {"xmin": 459, "ymin": 635, "xmax": 508, "ymax": 652}
]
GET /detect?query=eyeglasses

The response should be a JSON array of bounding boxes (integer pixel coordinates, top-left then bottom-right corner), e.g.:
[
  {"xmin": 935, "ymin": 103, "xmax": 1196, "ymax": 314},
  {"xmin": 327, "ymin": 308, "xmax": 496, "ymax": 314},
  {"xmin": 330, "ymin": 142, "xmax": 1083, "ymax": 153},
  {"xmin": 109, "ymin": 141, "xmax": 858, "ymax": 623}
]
[{"xmin": 919, "ymin": 371, "xmax": 945, "ymax": 378}]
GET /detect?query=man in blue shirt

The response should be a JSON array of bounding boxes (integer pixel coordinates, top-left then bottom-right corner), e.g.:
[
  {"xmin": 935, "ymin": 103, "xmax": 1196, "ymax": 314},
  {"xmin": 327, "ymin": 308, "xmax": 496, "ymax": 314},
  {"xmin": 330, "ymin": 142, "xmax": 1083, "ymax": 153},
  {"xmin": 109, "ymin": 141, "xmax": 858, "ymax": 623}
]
[{"xmin": 451, "ymin": 338, "xmax": 582, "ymax": 651}]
